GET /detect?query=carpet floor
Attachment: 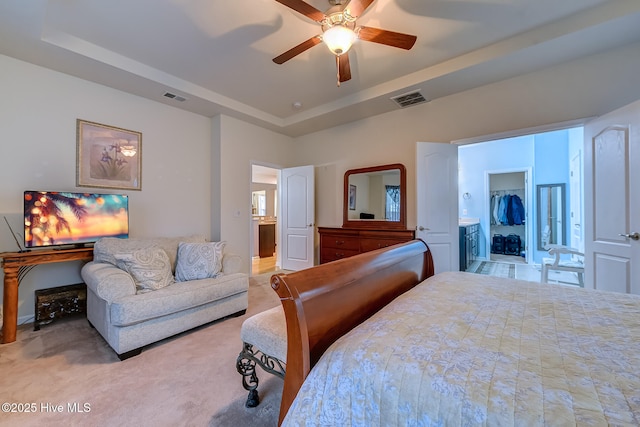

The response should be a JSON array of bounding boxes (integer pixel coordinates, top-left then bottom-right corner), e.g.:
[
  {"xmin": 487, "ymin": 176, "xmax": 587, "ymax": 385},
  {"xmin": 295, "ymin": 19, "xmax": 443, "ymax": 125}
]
[{"xmin": 0, "ymin": 271, "xmax": 285, "ymax": 427}]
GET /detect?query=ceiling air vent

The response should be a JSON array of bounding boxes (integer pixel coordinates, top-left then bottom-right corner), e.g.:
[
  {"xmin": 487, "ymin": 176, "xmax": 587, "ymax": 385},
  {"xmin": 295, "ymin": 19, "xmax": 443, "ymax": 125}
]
[
  {"xmin": 390, "ymin": 90, "xmax": 428, "ymax": 108},
  {"xmin": 163, "ymin": 92, "xmax": 187, "ymax": 102}
]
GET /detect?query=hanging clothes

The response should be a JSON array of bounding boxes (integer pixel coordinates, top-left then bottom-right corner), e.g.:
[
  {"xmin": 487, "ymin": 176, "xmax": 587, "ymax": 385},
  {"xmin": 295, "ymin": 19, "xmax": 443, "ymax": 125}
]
[
  {"xmin": 510, "ymin": 194, "xmax": 525, "ymax": 225},
  {"xmin": 491, "ymin": 192, "xmax": 526, "ymax": 226},
  {"xmin": 490, "ymin": 194, "xmax": 499, "ymax": 225},
  {"xmin": 498, "ymin": 194, "xmax": 509, "ymax": 225}
]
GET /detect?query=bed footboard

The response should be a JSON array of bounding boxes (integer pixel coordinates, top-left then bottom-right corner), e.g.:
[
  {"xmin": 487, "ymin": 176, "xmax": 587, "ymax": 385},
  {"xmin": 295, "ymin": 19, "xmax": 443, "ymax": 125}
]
[{"xmin": 270, "ymin": 239, "xmax": 434, "ymax": 425}]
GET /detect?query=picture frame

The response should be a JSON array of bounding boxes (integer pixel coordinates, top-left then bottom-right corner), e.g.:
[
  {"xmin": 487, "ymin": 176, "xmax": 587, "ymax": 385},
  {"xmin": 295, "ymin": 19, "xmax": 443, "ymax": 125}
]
[
  {"xmin": 349, "ymin": 184, "xmax": 357, "ymax": 210},
  {"xmin": 76, "ymin": 119, "xmax": 142, "ymax": 190}
]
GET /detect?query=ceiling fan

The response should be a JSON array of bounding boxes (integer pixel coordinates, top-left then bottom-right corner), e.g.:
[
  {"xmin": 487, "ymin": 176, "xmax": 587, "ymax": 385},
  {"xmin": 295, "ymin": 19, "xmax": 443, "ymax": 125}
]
[{"xmin": 273, "ymin": 0, "xmax": 417, "ymax": 86}]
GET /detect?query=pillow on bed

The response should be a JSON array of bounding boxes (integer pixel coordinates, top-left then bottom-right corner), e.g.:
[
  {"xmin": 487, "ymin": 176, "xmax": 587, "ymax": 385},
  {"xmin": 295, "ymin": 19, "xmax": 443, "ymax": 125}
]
[
  {"xmin": 114, "ymin": 246, "xmax": 175, "ymax": 293},
  {"xmin": 175, "ymin": 241, "xmax": 226, "ymax": 282}
]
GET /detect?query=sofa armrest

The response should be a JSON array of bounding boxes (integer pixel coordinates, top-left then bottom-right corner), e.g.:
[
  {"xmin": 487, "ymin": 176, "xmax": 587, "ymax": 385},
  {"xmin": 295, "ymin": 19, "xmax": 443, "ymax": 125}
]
[
  {"xmin": 222, "ymin": 253, "xmax": 241, "ymax": 275},
  {"xmin": 81, "ymin": 262, "xmax": 137, "ymax": 302}
]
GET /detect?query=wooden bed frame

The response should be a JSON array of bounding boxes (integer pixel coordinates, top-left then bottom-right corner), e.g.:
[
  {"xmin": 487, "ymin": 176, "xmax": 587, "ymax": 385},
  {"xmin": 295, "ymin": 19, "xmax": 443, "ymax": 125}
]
[{"xmin": 270, "ymin": 239, "xmax": 434, "ymax": 425}]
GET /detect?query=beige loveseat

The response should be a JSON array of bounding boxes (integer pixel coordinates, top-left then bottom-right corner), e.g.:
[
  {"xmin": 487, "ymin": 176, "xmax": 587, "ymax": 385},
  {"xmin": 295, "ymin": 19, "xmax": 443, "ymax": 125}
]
[{"xmin": 81, "ymin": 235, "xmax": 248, "ymax": 360}]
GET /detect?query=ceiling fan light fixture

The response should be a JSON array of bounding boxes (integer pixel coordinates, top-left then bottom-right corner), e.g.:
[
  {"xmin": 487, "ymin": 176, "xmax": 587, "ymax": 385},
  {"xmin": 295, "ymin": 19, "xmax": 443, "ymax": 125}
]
[{"xmin": 323, "ymin": 25, "xmax": 357, "ymax": 55}]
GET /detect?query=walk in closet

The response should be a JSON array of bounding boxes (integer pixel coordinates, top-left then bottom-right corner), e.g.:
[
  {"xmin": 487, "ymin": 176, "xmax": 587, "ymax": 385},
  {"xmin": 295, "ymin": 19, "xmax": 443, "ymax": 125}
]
[{"xmin": 489, "ymin": 172, "xmax": 527, "ymax": 261}]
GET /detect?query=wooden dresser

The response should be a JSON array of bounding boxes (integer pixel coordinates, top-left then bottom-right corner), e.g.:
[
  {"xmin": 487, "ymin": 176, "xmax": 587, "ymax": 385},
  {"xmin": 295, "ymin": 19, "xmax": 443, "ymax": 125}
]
[{"xmin": 318, "ymin": 227, "xmax": 415, "ymax": 264}]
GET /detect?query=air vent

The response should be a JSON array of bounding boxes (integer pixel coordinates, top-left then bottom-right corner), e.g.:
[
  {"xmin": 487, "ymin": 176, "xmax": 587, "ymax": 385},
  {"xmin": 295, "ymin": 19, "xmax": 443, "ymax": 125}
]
[
  {"xmin": 390, "ymin": 90, "xmax": 428, "ymax": 108},
  {"xmin": 163, "ymin": 92, "xmax": 187, "ymax": 102}
]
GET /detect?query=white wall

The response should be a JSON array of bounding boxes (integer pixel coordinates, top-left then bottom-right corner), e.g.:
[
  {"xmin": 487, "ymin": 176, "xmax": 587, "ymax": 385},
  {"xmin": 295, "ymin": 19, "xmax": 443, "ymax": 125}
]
[
  {"xmin": 293, "ymin": 41, "xmax": 640, "ymax": 232},
  {"xmin": 0, "ymin": 54, "xmax": 212, "ymax": 322},
  {"xmin": 216, "ymin": 115, "xmax": 295, "ymax": 273},
  {"xmin": 3, "ymin": 39, "xmax": 640, "ymax": 322}
]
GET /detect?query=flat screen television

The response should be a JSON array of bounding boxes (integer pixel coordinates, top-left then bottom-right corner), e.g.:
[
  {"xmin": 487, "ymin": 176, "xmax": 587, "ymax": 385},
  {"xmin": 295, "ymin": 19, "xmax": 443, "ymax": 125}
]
[{"xmin": 24, "ymin": 191, "xmax": 129, "ymax": 248}]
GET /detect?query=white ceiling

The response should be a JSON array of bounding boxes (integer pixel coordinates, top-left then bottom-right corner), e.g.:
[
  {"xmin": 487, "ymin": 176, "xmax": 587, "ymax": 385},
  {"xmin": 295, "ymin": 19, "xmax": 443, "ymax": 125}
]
[{"xmin": 2, "ymin": 0, "xmax": 640, "ymax": 137}]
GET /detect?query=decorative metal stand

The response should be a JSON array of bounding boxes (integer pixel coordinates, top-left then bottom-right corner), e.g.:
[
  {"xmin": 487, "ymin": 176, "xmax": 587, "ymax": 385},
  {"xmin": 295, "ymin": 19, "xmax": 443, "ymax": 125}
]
[{"xmin": 236, "ymin": 342, "xmax": 286, "ymax": 407}]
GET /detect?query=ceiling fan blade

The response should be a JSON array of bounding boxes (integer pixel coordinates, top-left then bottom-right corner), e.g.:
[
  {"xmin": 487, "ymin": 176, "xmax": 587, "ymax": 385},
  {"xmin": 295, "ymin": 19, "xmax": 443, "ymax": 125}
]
[
  {"xmin": 358, "ymin": 26, "xmax": 417, "ymax": 50},
  {"xmin": 345, "ymin": 0, "xmax": 375, "ymax": 18},
  {"xmin": 337, "ymin": 54, "xmax": 352, "ymax": 84},
  {"xmin": 273, "ymin": 36, "xmax": 322, "ymax": 64},
  {"xmin": 274, "ymin": 0, "xmax": 326, "ymax": 22}
]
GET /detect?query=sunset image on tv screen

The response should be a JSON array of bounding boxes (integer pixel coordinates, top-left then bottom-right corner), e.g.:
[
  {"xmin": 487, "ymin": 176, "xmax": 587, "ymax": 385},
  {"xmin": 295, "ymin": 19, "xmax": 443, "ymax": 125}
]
[{"xmin": 24, "ymin": 191, "xmax": 128, "ymax": 248}]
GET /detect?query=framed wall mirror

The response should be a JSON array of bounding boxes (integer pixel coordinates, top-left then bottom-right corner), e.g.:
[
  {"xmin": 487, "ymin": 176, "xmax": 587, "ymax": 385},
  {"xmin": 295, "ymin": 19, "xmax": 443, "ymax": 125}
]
[
  {"xmin": 343, "ymin": 163, "xmax": 407, "ymax": 229},
  {"xmin": 537, "ymin": 183, "xmax": 566, "ymax": 250}
]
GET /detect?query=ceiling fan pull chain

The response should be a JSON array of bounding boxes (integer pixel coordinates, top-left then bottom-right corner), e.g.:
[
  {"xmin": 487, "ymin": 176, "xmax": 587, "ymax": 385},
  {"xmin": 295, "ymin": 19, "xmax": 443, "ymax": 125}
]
[{"xmin": 336, "ymin": 55, "xmax": 341, "ymax": 87}]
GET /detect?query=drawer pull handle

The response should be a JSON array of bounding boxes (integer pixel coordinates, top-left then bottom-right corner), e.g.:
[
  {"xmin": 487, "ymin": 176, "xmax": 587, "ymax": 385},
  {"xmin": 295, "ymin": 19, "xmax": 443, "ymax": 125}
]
[{"xmin": 335, "ymin": 240, "xmax": 345, "ymax": 245}]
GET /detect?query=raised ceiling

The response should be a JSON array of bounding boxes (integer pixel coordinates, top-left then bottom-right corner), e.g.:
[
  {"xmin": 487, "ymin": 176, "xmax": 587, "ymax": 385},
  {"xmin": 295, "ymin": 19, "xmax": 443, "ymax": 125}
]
[{"xmin": 1, "ymin": 0, "xmax": 640, "ymax": 137}]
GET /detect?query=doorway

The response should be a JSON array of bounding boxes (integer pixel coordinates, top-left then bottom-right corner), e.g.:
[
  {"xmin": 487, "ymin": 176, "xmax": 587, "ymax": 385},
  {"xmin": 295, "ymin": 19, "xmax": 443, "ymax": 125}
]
[
  {"xmin": 251, "ymin": 164, "xmax": 279, "ymax": 275},
  {"xmin": 486, "ymin": 170, "xmax": 530, "ymax": 264},
  {"xmin": 457, "ymin": 127, "xmax": 584, "ymax": 283}
]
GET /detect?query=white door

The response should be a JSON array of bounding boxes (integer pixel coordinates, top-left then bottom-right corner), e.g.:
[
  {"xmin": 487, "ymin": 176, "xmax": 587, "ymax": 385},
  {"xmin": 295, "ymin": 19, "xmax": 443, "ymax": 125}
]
[
  {"xmin": 280, "ymin": 165, "xmax": 315, "ymax": 271},
  {"xmin": 569, "ymin": 150, "xmax": 583, "ymax": 253},
  {"xmin": 584, "ymin": 100, "xmax": 640, "ymax": 294},
  {"xmin": 416, "ymin": 142, "xmax": 459, "ymax": 273}
]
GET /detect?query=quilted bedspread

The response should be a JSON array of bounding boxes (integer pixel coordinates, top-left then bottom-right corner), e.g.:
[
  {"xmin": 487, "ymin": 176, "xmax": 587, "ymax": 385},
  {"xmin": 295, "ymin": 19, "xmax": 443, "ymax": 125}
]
[{"xmin": 282, "ymin": 271, "xmax": 640, "ymax": 426}]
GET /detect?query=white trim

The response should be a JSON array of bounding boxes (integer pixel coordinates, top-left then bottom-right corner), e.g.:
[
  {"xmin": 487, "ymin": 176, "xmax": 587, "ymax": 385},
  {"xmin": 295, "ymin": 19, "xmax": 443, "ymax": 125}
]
[
  {"xmin": 451, "ymin": 118, "xmax": 594, "ymax": 146},
  {"xmin": 484, "ymin": 167, "xmax": 533, "ymax": 265}
]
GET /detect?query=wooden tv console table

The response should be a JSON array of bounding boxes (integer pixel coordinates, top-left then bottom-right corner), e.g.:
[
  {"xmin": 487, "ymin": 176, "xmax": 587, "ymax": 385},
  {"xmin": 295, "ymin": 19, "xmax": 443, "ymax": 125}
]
[{"xmin": 0, "ymin": 247, "xmax": 94, "ymax": 344}]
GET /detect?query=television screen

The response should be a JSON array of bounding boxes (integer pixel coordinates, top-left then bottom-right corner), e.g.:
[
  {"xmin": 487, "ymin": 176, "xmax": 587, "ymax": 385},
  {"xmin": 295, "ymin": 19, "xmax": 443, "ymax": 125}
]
[{"xmin": 24, "ymin": 191, "xmax": 129, "ymax": 248}]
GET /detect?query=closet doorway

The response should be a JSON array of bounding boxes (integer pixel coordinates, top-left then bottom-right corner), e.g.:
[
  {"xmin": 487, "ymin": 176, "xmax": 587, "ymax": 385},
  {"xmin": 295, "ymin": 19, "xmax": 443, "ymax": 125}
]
[{"xmin": 485, "ymin": 169, "xmax": 532, "ymax": 264}]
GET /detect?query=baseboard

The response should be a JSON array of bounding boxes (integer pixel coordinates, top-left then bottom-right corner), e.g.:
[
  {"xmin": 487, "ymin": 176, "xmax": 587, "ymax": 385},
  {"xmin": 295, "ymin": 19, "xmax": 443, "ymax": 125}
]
[{"xmin": 18, "ymin": 314, "xmax": 35, "ymax": 327}]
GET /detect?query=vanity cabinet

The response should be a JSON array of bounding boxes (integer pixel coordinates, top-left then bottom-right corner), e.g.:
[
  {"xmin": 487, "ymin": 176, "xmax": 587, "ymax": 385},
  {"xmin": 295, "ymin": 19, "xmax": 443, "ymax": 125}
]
[
  {"xmin": 258, "ymin": 223, "xmax": 276, "ymax": 258},
  {"xmin": 319, "ymin": 227, "xmax": 415, "ymax": 264},
  {"xmin": 459, "ymin": 223, "xmax": 479, "ymax": 271}
]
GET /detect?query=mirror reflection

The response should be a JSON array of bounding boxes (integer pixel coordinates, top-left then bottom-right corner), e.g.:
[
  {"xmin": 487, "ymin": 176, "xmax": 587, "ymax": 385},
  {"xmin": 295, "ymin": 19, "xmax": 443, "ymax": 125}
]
[
  {"xmin": 537, "ymin": 183, "xmax": 566, "ymax": 250},
  {"xmin": 252, "ymin": 190, "xmax": 266, "ymax": 216},
  {"xmin": 348, "ymin": 169, "xmax": 401, "ymax": 221}
]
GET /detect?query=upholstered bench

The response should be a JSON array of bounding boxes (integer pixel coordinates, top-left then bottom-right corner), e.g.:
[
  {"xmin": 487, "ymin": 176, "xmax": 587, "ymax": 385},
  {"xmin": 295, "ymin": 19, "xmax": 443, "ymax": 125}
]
[{"xmin": 236, "ymin": 305, "xmax": 287, "ymax": 407}]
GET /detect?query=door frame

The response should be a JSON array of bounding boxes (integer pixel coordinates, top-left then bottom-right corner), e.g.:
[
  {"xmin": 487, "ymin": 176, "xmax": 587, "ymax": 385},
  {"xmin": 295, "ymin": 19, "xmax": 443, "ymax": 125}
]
[
  {"xmin": 484, "ymin": 167, "xmax": 533, "ymax": 264},
  {"xmin": 250, "ymin": 161, "xmax": 282, "ymax": 275}
]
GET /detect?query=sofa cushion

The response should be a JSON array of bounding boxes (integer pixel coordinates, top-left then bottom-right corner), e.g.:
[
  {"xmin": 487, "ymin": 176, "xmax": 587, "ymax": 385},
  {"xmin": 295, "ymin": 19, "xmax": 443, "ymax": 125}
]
[
  {"xmin": 113, "ymin": 246, "xmax": 175, "ymax": 292},
  {"xmin": 94, "ymin": 235, "xmax": 207, "ymax": 272},
  {"xmin": 109, "ymin": 273, "xmax": 249, "ymax": 326},
  {"xmin": 175, "ymin": 241, "xmax": 226, "ymax": 281}
]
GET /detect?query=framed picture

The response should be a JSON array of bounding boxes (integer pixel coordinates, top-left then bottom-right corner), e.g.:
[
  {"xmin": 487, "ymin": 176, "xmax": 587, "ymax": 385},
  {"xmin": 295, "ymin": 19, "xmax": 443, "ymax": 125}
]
[
  {"xmin": 349, "ymin": 184, "xmax": 357, "ymax": 210},
  {"xmin": 76, "ymin": 119, "xmax": 142, "ymax": 190}
]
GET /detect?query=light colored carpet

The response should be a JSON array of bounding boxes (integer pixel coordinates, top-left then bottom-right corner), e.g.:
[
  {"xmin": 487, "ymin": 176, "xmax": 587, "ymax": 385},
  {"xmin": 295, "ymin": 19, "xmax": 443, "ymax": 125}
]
[
  {"xmin": 208, "ymin": 376, "xmax": 282, "ymax": 427},
  {"xmin": 471, "ymin": 261, "xmax": 516, "ymax": 278},
  {"xmin": 0, "ymin": 271, "xmax": 285, "ymax": 427}
]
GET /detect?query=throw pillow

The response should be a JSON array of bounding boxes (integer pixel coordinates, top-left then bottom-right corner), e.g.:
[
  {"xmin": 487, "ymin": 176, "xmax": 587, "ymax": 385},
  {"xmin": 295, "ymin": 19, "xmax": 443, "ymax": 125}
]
[
  {"xmin": 175, "ymin": 241, "xmax": 226, "ymax": 282},
  {"xmin": 114, "ymin": 246, "xmax": 175, "ymax": 292}
]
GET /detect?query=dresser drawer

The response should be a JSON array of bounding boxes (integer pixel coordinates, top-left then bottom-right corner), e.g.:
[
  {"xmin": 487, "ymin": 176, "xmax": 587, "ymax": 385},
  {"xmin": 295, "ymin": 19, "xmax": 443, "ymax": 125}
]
[
  {"xmin": 318, "ymin": 226, "xmax": 414, "ymax": 264},
  {"xmin": 360, "ymin": 238, "xmax": 407, "ymax": 253},
  {"xmin": 320, "ymin": 247, "xmax": 360, "ymax": 263},
  {"xmin": 320, "ymin": 235, "xmax": 360, "ymax": 251}
]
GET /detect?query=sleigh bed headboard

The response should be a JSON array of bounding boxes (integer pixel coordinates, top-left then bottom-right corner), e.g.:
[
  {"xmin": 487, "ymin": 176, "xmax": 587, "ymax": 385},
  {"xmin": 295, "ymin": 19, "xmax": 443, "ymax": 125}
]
[{"xmin": 270, "ymin": 239, "xmax": 434, "ymax": 425}]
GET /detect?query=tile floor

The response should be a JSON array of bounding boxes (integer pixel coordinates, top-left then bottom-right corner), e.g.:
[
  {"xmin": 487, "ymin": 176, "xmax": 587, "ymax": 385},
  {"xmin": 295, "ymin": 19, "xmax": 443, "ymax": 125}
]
[{"xmin": 470, "ymin": 259, "xmax": 583, "ymax": 287}]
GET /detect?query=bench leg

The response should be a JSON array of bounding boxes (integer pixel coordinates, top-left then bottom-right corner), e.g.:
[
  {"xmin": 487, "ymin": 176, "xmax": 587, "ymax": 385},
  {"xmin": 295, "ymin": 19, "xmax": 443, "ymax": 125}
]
[
  {"xmin": 236, "ymin": 343, "xmax": 261, "ymax": 407},
  {"xmin": 236, "ymin": 342, "xmax": 286, "ymax": 408}
]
